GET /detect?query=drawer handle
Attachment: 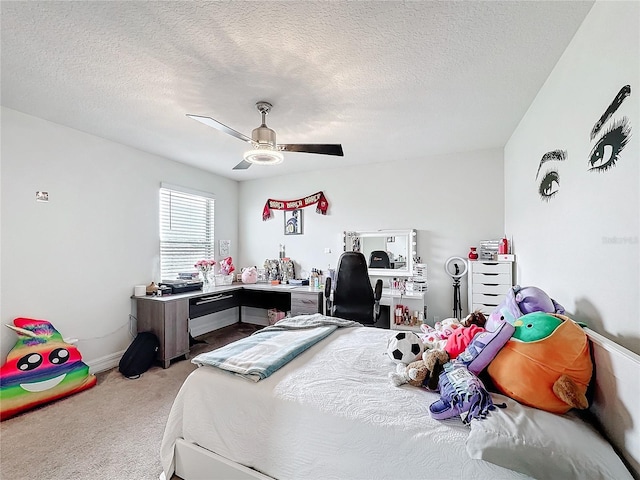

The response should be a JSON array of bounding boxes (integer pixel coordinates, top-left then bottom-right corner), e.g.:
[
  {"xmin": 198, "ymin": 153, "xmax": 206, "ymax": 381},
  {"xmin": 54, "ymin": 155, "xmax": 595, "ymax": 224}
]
[
  {"xmin": 480, "ymin": 273, "xmax": 499, "ymax": 276},
  {"xmin": 481, "ymin": 293, "xmax": 499, "ymax": 297},
  {"xmin": 196, "ymin": 294, "xmax": 234, "ymax": 305}
]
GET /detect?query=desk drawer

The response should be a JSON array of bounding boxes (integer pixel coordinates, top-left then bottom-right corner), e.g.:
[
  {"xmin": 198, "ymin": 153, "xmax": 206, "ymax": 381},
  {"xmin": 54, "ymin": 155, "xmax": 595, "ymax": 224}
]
[
  {"xmin": 189, "ymin": 291, "xmax": 241, "ymax": 319},
  {"xmin": 290, "ymin": 292, "xmax": 322, "ymax": 316},
  {"xmin": 242, "ymin": 289, "xmax": 291, "ymax": 312}
]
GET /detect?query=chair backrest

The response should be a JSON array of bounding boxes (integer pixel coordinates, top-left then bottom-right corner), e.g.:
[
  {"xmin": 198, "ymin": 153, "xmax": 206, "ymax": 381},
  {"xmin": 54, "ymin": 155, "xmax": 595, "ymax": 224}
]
[
  {"xmin": 333, "ymin": 251, "xmax": 376, "ymax": 324},
  {"xmin": 369, "ymin": 250, "xmax": 391, "ymax": 269}
]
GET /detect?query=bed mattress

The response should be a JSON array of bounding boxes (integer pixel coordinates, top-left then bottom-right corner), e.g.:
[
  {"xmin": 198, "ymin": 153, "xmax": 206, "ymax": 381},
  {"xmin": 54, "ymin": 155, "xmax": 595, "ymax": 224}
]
[{"xmin": 161, "ymin": 326, "xmax": 536, "ymax": 479}]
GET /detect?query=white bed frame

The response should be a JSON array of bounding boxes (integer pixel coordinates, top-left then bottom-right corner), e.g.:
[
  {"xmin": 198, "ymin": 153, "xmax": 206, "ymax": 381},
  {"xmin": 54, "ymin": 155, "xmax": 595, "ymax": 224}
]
[{"xmin": 162, "ymin": 330, "xmax": 640, "ymax": 480}]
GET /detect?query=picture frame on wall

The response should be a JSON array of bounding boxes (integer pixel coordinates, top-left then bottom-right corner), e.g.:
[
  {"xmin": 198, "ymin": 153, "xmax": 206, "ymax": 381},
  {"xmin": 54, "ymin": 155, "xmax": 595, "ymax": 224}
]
[{"xmin": 284, "ymin": 209, "xmax": 303, "ymax": 235}]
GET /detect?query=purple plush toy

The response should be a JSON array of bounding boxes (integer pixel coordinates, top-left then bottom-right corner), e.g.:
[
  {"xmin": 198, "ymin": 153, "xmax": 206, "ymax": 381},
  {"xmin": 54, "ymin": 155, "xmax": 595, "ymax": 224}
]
[{"xmin": 486, "ymin": 285, "xmax": 564, "ymax": 332}]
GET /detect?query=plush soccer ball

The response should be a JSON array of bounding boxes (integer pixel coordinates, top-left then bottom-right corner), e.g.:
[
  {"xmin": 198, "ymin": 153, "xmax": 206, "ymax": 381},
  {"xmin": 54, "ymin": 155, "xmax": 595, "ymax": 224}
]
[{"xmin": 386, "ymin": 331, "xmax": 424, "ymax": 364}]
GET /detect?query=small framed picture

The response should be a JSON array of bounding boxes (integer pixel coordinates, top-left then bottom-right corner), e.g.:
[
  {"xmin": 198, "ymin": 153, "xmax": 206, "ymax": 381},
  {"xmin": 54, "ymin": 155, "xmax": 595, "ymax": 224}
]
[
  {"xmin": 284, "ymin": 209, "xmax": 303, "ymax": 235},
  {"xmin": 219, "ymin": 239, "xmax": 230, "ymax": 257}
]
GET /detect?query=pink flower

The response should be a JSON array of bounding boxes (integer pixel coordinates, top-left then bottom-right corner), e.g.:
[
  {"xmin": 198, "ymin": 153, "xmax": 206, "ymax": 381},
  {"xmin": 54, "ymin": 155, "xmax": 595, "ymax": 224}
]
[{"xmin": 194, "ymin": 259, "xmax": 216, "ymax": 272}]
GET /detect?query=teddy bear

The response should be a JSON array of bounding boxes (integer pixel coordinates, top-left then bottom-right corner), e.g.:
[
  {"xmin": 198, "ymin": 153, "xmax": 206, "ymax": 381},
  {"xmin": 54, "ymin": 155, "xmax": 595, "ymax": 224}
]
[{"xmin": 389, "ymin": 349, "xmax": 450, "ymax": 390}]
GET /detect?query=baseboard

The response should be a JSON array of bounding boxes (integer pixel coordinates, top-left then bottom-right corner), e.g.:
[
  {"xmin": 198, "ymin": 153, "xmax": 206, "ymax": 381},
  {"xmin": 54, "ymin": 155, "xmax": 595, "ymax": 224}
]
[{"xmin": 87, "ymin": 350, "xmax": 125, "ymax": 374}]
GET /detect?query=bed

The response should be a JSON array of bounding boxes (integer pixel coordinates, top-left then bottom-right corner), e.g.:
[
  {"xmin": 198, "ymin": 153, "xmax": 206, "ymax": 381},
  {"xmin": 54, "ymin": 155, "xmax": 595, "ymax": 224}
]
[{"xmin": 160, "ymin": 318, "xmax": 639, "ymax": 480}]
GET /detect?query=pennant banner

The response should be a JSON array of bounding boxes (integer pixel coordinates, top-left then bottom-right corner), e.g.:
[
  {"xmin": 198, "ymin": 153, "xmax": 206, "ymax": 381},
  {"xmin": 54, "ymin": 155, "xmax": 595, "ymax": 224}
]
[{"xmin": 263, "ymin": 191, "xmax": 329, "ymax": 221}]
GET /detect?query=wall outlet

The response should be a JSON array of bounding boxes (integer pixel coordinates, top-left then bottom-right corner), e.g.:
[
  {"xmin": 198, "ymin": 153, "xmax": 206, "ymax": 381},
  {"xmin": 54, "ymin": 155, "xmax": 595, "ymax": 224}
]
[{"xmin": 324, "ymin": 247, "xmax": 331, "ymax": 254}]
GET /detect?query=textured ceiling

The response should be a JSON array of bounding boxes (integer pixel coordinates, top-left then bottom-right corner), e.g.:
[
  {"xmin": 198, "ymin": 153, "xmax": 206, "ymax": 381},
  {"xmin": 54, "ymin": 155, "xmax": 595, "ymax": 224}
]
[{"xmin": 1, "ymin": 1, "xmax": 594, "ymax": 181}]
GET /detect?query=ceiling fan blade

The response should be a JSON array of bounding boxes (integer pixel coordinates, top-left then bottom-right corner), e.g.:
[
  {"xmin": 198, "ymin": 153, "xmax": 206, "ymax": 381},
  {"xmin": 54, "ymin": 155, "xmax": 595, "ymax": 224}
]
[
  {"xmin": 232, "ymin": 160, "xmax": 252, "ymax": 170},
  {"xmin": 186, "ymin": 114, "xmax": 252, "ymax": 143},
  {"xmin": 279, "ymin": 144, "xmax": 344, "ymax": 156}
]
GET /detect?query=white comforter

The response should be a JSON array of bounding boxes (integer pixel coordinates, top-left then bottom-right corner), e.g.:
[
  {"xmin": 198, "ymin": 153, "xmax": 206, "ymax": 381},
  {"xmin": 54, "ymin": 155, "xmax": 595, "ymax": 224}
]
[{"xmin": 161, "ymin": 326, "xmax": 532, "ymax": 480}]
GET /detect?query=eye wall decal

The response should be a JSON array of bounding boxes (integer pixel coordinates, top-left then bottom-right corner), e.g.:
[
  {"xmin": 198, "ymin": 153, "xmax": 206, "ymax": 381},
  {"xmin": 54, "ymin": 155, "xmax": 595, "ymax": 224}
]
[
  {"xmin": 589, "ymin": 85, "xmax": 632, "ymax": 173},
  {"xmin": 588, "ymin": 117, "xmax": 631, "ymax": 172},
  {"xmin": 536, "ymin": 149, "xmax": 566, "ymax": 202}
]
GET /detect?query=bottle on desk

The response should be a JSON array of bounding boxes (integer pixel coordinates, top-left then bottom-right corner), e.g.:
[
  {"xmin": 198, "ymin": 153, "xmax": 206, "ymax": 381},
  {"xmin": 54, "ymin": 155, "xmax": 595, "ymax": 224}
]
[{"xmin": 310, "ymin": 268, "xmax": 320, "ymax": 289}]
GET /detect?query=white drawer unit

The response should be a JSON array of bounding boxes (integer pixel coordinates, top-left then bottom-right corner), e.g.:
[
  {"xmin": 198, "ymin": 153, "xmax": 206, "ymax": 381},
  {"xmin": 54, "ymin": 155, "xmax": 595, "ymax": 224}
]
[{"xmin": 468, "ymin": 260, "xmax": 513, "ymax": 316}]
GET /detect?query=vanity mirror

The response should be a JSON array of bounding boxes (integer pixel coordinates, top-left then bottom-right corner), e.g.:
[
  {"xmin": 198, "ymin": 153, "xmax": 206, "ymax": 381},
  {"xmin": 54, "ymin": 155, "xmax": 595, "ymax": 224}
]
[{"xmin": 343, "ymin": 229, "xmax": 417, "ymax": 277}]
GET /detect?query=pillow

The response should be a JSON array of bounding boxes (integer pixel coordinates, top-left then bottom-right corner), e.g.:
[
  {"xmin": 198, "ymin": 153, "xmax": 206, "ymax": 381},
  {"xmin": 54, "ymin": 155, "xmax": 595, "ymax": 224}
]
[{"xmin": 466, "ymin": 394, "xmax": 633, "ymax": 480}]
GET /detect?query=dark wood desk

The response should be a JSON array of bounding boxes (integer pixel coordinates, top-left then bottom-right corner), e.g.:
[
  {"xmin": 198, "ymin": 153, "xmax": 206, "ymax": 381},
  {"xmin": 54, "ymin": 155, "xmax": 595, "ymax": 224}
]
[{"xmin": 133, "ymin": 283, "xmax": 323, "ymax": 368}]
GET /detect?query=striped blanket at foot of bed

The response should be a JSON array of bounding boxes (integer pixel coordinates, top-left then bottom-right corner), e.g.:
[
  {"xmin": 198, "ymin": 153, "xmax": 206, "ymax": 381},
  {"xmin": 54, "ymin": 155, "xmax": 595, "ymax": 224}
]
[{"xmin": 191, "ymin": 314, "xmax": 361, "ymax": 381}]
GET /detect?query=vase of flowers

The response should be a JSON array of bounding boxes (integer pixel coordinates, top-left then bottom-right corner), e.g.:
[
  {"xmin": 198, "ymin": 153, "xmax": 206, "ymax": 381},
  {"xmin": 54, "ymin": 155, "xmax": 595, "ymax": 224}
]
[
  {"xmin": 194, "ymin": 259, "xmax": 216, "ymax": 285},
  {"xmin": 219, "ymin": 256, "xmax": 235, "ymax": 284}
]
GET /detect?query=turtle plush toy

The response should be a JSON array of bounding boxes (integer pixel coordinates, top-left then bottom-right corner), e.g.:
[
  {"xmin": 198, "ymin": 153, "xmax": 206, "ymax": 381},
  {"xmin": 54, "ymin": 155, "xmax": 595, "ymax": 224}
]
[{"xmin": 487, "ymin": 311, "xmax": 592, "ymax": 414}]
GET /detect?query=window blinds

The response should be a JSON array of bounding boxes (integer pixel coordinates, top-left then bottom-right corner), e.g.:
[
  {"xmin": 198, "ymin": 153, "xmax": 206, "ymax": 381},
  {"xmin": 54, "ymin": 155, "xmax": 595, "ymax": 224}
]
[{"xmin": 159, "ymin": 185, "xmax": 215, "ymax": 280}]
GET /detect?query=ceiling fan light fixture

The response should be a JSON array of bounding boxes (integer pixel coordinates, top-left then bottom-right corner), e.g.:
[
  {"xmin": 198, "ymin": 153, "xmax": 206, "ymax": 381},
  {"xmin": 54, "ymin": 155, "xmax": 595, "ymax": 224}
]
[{"xmin": 243, "ymin": 148, "xmax": 284, "ymax": 166}]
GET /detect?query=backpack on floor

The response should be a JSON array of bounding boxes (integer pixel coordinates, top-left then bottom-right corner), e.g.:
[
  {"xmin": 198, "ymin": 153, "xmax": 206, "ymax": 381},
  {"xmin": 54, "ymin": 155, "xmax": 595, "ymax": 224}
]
[{"xmin": 119, "ymin": 332, "xmax": 160, "ymax": 379}]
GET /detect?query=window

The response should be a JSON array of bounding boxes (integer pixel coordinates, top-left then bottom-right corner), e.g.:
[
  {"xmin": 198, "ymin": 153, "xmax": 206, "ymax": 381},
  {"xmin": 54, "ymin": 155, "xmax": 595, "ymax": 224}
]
[{"xmin": 160, "ymin": 183, "xmax": 215, "ymax": 280}]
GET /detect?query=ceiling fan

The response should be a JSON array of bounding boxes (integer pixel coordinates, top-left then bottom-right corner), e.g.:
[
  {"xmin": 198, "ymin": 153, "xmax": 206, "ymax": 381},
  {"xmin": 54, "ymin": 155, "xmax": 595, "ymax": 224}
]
[{"xmin": 187, "ymin": 101, "xmax": 344, "ymax": 170}]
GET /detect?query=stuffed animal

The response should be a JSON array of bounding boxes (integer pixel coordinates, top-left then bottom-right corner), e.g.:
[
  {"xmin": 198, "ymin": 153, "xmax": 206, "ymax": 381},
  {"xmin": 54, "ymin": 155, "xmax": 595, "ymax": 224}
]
[
  {"xmin": 422, "ymin": 318, "xmax": 515, "ymax": 394},
  {"xmin": 486, "ymin": 285, "xmax": 564, "ymax": 331},
  {"xmin": 462, "ymin": 310, "xmax": 487, "ymax": 328},
  {"xmin": 444, "ymin": 324, "xmax": 485, "ymax": 359},
  {"xmin": 419, "ymin": 318, "xmax": 462, "ymax": 350},
  {"xmin": 1, "ymin": 318, "xmax": 97, "ymax": 420},
  {"xmin": 389, "ymin": 349, "xmax": 449, "ymax": 390},
  {"xmin": 450, "ymin": 320, "xmax": 515, "ymax": 375},
  {"xmin": 419, "ymin": 312, "xmax": 487, "ymax": 351},
  {"xmin": 487, "ymin": 312, "xmax": 592, "ymax": 414},
  {"xmin": 241, "ymin": 266, "xmax": 258, "ymax": 284}
]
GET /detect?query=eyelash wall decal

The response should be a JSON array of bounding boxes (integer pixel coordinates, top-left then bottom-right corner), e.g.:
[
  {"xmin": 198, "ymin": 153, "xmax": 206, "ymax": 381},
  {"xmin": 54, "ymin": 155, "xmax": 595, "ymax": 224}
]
[
  {"xmin": 591, "ymin": 85, "xmax": 631, "ymax": 140},
  {"xmin": 588, "ymin": 116, "xmax": 631, "ymax": 173}
]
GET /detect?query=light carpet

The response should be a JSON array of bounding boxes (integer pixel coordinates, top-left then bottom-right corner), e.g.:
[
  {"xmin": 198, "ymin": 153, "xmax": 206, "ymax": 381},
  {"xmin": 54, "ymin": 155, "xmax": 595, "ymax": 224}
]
[{"xmin": 0, "ymin": 323, "xmax": 261, "ymax": 480}]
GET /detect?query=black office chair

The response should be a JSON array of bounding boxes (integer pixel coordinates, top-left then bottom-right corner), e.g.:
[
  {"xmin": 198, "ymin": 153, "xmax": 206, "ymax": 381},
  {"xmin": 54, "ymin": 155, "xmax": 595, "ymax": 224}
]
[
  {"xmin": 369, "ymin": 250, "xmax": 391, "ymax": 269},
  {"xmin": 325, "ymin": 251, "xmax": 383, "ymax": 325}
]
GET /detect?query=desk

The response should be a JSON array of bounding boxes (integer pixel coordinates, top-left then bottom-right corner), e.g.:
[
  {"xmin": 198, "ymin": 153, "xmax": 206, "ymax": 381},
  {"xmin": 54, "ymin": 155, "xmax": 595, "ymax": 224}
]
[{"xmin": 133, "ymin": 283, "xmax": 323, "ymax": 368}]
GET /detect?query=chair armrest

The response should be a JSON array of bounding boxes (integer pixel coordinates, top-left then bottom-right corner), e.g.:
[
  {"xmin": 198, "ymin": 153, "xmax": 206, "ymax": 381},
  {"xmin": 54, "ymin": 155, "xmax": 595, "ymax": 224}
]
[
  {"xmin": 374, "ymin": 279, "xmax": 383, "ymax": 301},
  {"xmin": 374, "ymin": 279, "xmax": 383, "ymax": 320},
  {"xmin": 324, "ymin": 277, "xmax": 333, "ymax": 316}
]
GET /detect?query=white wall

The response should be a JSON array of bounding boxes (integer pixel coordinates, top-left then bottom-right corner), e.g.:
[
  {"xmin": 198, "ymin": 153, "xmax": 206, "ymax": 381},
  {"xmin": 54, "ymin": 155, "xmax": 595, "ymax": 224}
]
[
  {"xmin": 505, "ymin": 0, "xmax": 639, "ymax": 354},
  {"xmin": 238, "ymin": 148, "xmax": 505, "ymax": 324},
  {"xmin": 0, "ymin": 108, "xmax": 239, "ymax": 367}
]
